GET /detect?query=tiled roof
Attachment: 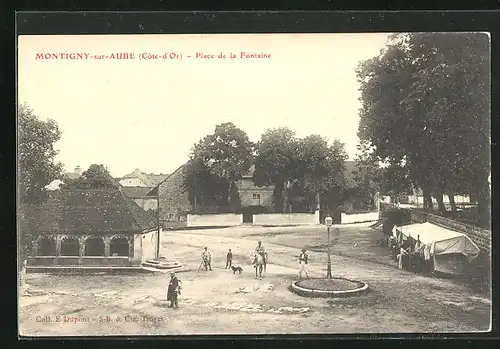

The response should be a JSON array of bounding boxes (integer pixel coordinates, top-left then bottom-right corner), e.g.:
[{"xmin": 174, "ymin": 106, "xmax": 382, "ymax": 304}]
[
  {"xmin": 243, "ymin": 165, "xmax": 256, "ymax": 178},
  {"xmin": 121, "ymin": 186, "xmax": 154, "ymax": 198},
  {"xmin": 19, "ymin": 188, "xmax": 157, "ymax": 235},
  {"xmin": 65, "ymin": 172, "xmax": 81, "ymax": 180},
  {"xmin": 121, "ymin": 171, "xmax": 169, "ymax": 187}
]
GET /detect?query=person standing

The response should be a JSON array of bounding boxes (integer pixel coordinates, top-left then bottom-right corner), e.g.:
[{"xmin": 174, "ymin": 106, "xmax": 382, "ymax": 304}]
[
  {"xmin": 298, "ymin": 248, "xmax": 309, "ymax": 279},
  {"xmin": 166, "ymin": 272, "xmax": 182, "ymax": 309},
  {"xmin": 225, "ymin": 248, "xmax": 233, "ymax": 269},
  {"xmin": 423, "ymin": 244, "xmax": 432, "ymax": 274},
  {"xmin": 201, "ymin": 247, "xmax": 212, "ymax": 271}
]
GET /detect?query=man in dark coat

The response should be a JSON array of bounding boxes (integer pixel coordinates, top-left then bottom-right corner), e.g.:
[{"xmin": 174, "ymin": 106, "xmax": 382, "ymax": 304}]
[{"xmin": 166, "ymin": 272, "xmax": 181, "ymax": 309}]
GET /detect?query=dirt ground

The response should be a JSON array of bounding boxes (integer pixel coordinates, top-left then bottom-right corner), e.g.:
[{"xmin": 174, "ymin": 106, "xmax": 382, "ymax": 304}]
[{"xmin": 19, "ymin": 223, "xmax": 491, "ymax": 336}]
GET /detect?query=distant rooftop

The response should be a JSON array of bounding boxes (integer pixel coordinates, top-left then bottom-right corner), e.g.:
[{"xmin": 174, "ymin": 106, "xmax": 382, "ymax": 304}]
[{"xmin": 119, "ymin": 169, "xmax": 169, "ymax": 187}]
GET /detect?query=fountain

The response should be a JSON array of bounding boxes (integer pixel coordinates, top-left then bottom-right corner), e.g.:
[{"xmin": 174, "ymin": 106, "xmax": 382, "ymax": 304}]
[{"xmin": 290, "ymin": 215, "xmax": 369, "ymax": 298}]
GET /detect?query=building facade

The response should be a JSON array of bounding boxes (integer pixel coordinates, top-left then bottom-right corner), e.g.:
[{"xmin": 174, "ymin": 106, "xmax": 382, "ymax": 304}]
[
  {"xmin": 21, "ymin": 188, "xmax": 161, "ymax": 271},
  {"xmin": 235, "ymin": 165, "xmax": 274, "ymax": 210}
]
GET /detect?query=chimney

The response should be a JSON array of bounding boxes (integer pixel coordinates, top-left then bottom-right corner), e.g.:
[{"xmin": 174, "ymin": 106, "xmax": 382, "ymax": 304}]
[
  {"xmin": 134, "ymin": 168, "xmax": 140, "ymax": 174},
  {"xmin": 75, "ymin": 166, "xmax": 82, "ymax": 175}
]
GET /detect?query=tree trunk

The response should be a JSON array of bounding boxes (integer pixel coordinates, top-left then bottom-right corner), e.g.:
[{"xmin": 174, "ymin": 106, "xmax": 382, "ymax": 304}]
[
  {"xmin": 477, "ymin": 179, "xmax": 491, "ymax": 227},
  {"xmin": 273, "ymin": 181, "xmax": 284, "ymax": 213},
  {"xmin": 227, "ymin": 181, "xmax": 234, "ymax": 212},
  {"xmin": 423, "ymin": 189, "xmax": 432, "ymax": 212},
  {"xmin": 434, "ymin": 192, "xmax": 447, "ymax": 215},
  {"xmin": 316, "ymin": 192, "xmax": 321, "ymax": 214},
  {"xmin": 282, "ymin": 181, "xmax": 288, "ymax": 213},
  {"xmin": 447, "ymin": 193, "xmax": 457, "ymax": 213}
]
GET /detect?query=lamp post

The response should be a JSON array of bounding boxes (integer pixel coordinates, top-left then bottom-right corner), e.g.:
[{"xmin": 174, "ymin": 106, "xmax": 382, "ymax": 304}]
[{"xmin": 324, "ymin": 215, "xmax": 333, "ymax": 279}]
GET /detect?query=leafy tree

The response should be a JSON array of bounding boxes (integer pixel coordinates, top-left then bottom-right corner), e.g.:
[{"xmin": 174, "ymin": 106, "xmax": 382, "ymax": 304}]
[
  {"xmin": 182, "ymin": 159, "xmax": 228, "ymax": 212},
  {"xmin": 18, "ymin": 104, "xmax": 63, "ymax": 266},
  {"xmin": 18, "ymin": 104, "xmax": 63, "ymax": 203},
  {"xmin": 357, "ymin": 32, "xmax": 490, "ymax": 223},
  {"xmin": 188, "ymin": 122, "xmax": 253, "ymax": 210},
  {"xmin": 295, "ymin": 135, "xmax": 348, "ymax": 212},
  {"xmin": 380, "ymin": 163, "xmax": 413, "ymax": 204},
  {"xmin": 63, "ymin": 164, "xmax": 118, "ymax": 189},
  {"xmin": 253, "ymin": 127, "xmax": 299, "ymax": 212},
  {"xmin": 352, "ymin": 141, "xmax": 383, "ymax": 210}
]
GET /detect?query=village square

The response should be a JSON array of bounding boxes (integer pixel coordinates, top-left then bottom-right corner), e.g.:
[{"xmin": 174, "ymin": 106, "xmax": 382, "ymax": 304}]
[{"xmin": 17, "ymin": 32, "xmax": 491, "ymax": 336}]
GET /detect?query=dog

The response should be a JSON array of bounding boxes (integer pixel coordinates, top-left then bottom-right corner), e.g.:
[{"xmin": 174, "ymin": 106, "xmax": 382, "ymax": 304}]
[{"xmin": 231, "ymin": 266, "xmax": 243, "ymax": 274}]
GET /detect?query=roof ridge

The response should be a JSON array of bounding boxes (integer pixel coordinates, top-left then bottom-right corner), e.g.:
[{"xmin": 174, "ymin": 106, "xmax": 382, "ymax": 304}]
[{"xmin": 147, "ymin": 163, "xmax": 186, "ymax": 194}]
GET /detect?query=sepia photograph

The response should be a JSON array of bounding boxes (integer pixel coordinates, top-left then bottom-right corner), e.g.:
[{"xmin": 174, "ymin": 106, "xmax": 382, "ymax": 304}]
[{"xmin": 17, "ymin": 32, "xmax": 491, "ymax": 336}]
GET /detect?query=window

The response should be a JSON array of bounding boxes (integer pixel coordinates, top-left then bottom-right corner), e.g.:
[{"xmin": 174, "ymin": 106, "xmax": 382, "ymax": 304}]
[
  {"xmin": 60, "ymin": 236, "xmax": 80, "ymax": 256},
  {"xmin": 37, "ymin": 236, "xmax": 56, "ymax": 256},
  {"xmin": 84, "ymin": 236, "xmax": 105, "ymax": 256},
  {"xmin": 109, "ymin": 236, "xmax": 129, "ymax": 257},
  {"xmin": 168, "ymin": 213, "xmax": 174, "ymax": 221},
  {"xmin": 252, "ymin": 193, "xmax": 261, "ymax": 206}
]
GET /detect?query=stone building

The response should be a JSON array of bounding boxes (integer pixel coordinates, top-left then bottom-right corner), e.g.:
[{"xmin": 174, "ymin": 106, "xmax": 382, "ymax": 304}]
[
  {"xmin": 21, "ymin": 188, "xmax": 162, "ymax": 272},
  {"xmin": 148, "ymin": 163, "xmax": 275, "ymax": 227},
  {"xmin": 147, "ymin": 164, "xmax": 191, "ymax": 228},
  {"xmin": 235, "ymin": 165, "xmax": 274, "ymax": 209},
  {"xmin": 121, "ymin": 186, "xmax": 158, "ymax": 212}
]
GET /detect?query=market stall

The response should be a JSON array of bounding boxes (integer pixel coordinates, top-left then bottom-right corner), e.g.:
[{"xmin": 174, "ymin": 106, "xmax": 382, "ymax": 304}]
[{"xmin": 395, "ymin": 222, "xmax": 480, "ymax": 276}]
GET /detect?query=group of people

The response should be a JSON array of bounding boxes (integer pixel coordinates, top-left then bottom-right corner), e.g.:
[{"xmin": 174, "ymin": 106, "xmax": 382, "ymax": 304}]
[
  {"xmin": 200, "ymin": 241, "xmax": 269, "ymax": 271},
  {"xmin": 166, "ymin": 241, "xmax": 312, "ymax": 309},
  {"xmin": 388, "ymin": 228, "xmax": 433, "ymax": 274}
]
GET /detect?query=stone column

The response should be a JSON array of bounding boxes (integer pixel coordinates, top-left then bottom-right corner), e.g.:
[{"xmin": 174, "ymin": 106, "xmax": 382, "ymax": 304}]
[
  {"xmin": 128, "ymin": 235, "xmax": 134, "ymax": 263},
  {"xmin": 78, "ymin": 236, "xmax": 85, "ymax": 264},
  {"xmin": 104, "ymin": 236, "xmax": 110, "ymax": 257},
  {"xmin": 32, "ymin": 237, "xmax": 39, "ymax": 257},
  {"xmin": 55, "ymin": 235, "xmax": 62, "ymax": 257}
]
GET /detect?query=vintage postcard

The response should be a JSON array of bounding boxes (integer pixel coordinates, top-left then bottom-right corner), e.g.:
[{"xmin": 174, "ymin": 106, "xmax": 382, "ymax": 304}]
[{"xmin": 17, "ymin": 32, "xmax": 491, "ymax": 336}]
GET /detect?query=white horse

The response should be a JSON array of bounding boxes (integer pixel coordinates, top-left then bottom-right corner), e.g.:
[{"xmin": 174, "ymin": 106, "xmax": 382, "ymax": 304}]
[{"xmin": 250, "ymin": 252, "xmax": 266, "ymax": 279}]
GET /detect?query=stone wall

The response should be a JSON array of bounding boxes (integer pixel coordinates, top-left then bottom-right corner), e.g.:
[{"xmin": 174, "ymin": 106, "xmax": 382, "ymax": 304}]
[
  {"xmin": 158, "ymin": 165, "xmax": 191, "ymax": 225},
  {"xmin": 341, "ymin": 212, "xmax": 379, "ymax": 224},
  {"xmin": 133, "ymin": 198, "xmax": 158, "ymax": 211},
  {"xmin": 252, "ymin": 213, "xmax": 318, "ymax": 226},
  {"xmin": 139, "ymin": 229, "xmax": 160, "ymax": 262},
  {"xmin": 187, "ymin": 214, "xmax": 243, "ymax": 227}
]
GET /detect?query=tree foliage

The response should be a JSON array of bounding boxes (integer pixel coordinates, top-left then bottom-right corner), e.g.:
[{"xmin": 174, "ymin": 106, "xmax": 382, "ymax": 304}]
[
  {"xmin": 182, "ymin": 159, "xmax": 228, "ymax": 211},
  {"xmin": 357, "ymin": 32, "xmax": 490, "ymax": 222},
  {"xmin": 254, "ymin": 129, "xmax": 348, "ymax": 212},
  {"xmin": 185, "ymin": 122, "xmax": 254, "ymax": 210},
  {"xmin": 62, "ymin": 164, "xmax": 118, "ymax": 189},
  {"xmin": 253, "ymin": 127, "xmax": 299, "ymax": 212},
  {"xmin": 18, "ymin": 104, "xmax": 63, "ymax": 203},
  {"xmin": 352, "ymin": 141, "xmax": 383, "ymax": 210}
]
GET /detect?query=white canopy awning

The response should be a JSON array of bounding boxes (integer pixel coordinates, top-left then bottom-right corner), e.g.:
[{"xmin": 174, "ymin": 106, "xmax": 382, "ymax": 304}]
[{"xmin": 396, "ymin": 222, "xmax": 480, "ymax": 259}]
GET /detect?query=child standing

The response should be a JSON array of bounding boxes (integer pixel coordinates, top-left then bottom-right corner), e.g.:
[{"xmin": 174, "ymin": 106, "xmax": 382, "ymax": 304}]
[{"xmin": 225, "ymin": 248, "xmax": 233, "ymax": 269}]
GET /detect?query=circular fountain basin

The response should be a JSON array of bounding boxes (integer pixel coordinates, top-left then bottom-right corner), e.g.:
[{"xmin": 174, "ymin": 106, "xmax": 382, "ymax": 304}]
[{"xmin": 291, "ymin": 277, "xmax": 369, "ymax": 297}]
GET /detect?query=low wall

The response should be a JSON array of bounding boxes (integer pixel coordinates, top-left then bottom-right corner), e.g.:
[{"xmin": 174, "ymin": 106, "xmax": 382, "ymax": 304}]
[
  {"xmin": 252, "ymin": 213, "xmax": 317, "ymax": 226},
  {"xmin": 27, "ymin": 256, "xmax": 135, "ymax": 267},
  {"xmin": 187, "ymin": 214, "xmax": 243, "ymax": 227},
  {"xmin": 140, "ymin": 229, "xmax": 159, "ymax": 262},
  {"xmin": 341, "ymin": 212, "xmax": 379, "ymax": 224}
]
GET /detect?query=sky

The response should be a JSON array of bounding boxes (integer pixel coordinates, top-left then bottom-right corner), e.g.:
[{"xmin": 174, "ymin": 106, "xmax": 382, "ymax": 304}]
[{"xmin": 18, "ymin": 33, "xmax": 391, "ymax": 177}]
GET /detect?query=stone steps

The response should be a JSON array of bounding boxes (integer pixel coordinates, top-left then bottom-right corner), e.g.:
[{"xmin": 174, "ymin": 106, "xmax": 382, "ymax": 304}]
[{"xmin": 141, "ymin": 259, "xmax": 183, "ymax": 272}]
